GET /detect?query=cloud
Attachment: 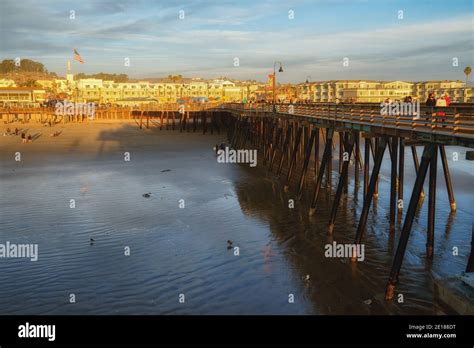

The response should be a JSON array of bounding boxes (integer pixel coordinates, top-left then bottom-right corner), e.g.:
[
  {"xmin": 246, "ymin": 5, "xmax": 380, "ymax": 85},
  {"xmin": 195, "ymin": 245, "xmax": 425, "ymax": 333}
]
[{"xmin": 0, "ymin": 0, "xmax": 472, "ymax": 82}]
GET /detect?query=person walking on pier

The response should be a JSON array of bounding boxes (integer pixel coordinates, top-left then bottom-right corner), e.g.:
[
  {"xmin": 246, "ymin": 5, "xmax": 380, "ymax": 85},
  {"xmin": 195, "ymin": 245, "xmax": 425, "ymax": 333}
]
[
  {"xmin": 425, "ymin": 92, "xmax": 436, "ymax": 127},
  {"xmin": 21, "ymin": 132, "xmax": 26, "ymax": 143},
  {"xmin": 426, "ymin": 92, "xmax": 436, "ymax": 107}
]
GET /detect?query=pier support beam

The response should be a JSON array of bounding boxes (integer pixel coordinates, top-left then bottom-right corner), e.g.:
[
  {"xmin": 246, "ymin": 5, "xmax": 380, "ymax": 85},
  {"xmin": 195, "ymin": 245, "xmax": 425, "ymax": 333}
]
[
  {"xmin": 398, "ymin": 138, "xmax": 404, "ymax": 212},
  {"xmin": 353, "ymin": 137, "xmax": 387, "ymax": 247},
  {"xmin": 339, "ymin": 132, "xmax": 344, "ymax": 173},
  {"xmin": 309, "ymin": 128, "xmax": 334, "ymax": 216},
  {"xmin": 411, "ymin": 145, "xmax": 425, "ymax": 200},
  {"xmin": 326, "ymin": 134, "xmax": 333, "ymax": 189},
  {"xmin": 385, "ymin": 144, "xmax": 435, "ymax": 300},
  {"xmin": 328, "ymin": 132, "xmax": 355, "ymax": 234},
  {"xmin": 467, "ymin": 228, "xmax": 474, "ymax": 273},
  {"xmin": 390, "ymin": 137, "xmax": 398, "ymax": 232},
  {"xmin": 427, "ymin": 144, "xmax": 438, "ymax": 258},
  {"xmin": 440, "ymin": 145, "xmax": 456, "ymax": 212},
  {"xmin": 277, "ymin": 125, "xmax": 292, "ymax": 176},
  {"xmin": 364, "ymin": 137, "xmax": 370, "ymax": 200},
  {"xmin": 270, "ymin": 127, "xmax": 282, "ymax": 170},
  {"xmin": 314, "ymin": 128, "xmax": 320, "ymax": 177},
  {"xmin": 354, "ymin": 131, "xmax": 360, "ymax": 186},
  {"xmin": 284, "ymin": 126, "xmax": 303, "ymax": 191},
  {"xmin": 297, "ymin": 128, "xmax": 317, "ymax": 197}
]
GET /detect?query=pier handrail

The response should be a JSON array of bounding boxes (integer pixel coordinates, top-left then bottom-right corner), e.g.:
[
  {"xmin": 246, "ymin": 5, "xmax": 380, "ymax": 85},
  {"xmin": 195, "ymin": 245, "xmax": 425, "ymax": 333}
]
[{"xmin": 219, "ymin": 102, "xmax": 474, "ymax": 139}]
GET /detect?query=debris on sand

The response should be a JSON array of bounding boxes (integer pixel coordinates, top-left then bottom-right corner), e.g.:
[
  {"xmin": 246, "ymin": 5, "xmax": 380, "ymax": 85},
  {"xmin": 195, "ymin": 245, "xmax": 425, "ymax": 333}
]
[
  {"xmin": 303, "ymin": 274, "xmax": 310, "ymax": 282},
  {"xmin": 227, "ymin": 240, "xmax": 233, "ymax": 250},
  {"xmin": 363, "ymin": 299, "xmax": 372, "ymax": 305},
  {"xmin": 142, "ymin": 193, "xmax": 152, "ymax": 198},
  {"xmin": 160, "ymin": 169, "xmax": 171, "ymax": 173}
]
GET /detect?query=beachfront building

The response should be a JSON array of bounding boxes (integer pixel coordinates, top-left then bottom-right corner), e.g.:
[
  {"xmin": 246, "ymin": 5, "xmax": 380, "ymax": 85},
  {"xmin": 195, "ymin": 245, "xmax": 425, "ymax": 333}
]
[
  {"xmin": 296, "ymin": 83, "xmax": 315, "ymax": 101},
  {"xmin": 0, "ymin": 87, "xmax": 46, "ymax": 105},
  {"xmin": 413, "ymin": 81, "xmax": 472, "ymax": 103},
  {"xmin": 342, "ymin": 81, "xmax": 413, "ymax": 103},
  {"xmin": 17, "ymin": 75, "xmax": 473, "ymax": 105},
  {"xmin": 308, "ymin": 80, "xmax": 472, "ymax": 103},
  {"xmin": 39, "ymin": 76, "xmax": 254, "ymax": 104}
]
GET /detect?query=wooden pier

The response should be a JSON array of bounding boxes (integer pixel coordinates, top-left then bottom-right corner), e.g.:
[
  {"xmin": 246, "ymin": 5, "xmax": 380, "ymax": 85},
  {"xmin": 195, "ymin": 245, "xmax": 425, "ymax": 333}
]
[{"xmin": 219, "ymin": 102, "xmax": 474, "ymax": 301}]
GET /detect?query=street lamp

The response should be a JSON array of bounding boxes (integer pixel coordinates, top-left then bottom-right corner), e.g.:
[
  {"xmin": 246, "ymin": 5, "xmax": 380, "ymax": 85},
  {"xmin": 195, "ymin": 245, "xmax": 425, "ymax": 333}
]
[{"xmin": 273, "ymin": 61, "xmax": 283, "ymax": 111}]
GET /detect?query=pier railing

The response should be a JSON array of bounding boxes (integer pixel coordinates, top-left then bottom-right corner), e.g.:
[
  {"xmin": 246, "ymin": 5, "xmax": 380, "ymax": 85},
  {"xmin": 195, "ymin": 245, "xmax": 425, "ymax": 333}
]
[
  {"xmin": 220, "ymin": 102, "xmax": 474, "ymax": 138},
  {"xmin": 0, "ymin": 102, "xmax": 222, "ymax": 122}
]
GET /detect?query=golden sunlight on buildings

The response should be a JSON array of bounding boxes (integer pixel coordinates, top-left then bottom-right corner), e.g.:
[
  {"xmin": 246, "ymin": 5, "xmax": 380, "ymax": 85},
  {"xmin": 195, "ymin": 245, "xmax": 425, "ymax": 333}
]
[{"xmin": 0, "ymin": 75, "xmax": 470, "ymax": 106}]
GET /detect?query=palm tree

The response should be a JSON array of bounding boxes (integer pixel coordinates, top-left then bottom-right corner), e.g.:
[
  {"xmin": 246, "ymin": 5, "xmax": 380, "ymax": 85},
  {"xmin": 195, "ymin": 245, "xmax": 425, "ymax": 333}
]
[{"xmin": 464, "ymin": 66, "xmax": 472, "ymax": 85}]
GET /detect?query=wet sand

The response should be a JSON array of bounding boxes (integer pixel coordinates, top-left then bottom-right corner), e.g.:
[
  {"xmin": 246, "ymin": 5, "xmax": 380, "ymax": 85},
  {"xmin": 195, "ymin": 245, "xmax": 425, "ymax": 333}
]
[{"xmin": 0, "ymin": 120, "xmax": 472, "ymax": 315}]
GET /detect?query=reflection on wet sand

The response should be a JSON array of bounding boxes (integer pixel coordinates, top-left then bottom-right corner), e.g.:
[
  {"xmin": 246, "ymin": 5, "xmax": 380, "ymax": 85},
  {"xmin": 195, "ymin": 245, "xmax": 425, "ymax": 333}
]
[{"xmin": 0, "ymin": 122, "xmax": 471, "ymax": 315}]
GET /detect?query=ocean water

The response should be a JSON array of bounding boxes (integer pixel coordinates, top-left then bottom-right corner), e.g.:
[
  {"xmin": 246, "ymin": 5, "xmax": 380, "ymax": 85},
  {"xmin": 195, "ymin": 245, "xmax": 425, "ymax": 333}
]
[{"xmin": 0, "ymin": 123, "xmax": 472, "ymax": 314}]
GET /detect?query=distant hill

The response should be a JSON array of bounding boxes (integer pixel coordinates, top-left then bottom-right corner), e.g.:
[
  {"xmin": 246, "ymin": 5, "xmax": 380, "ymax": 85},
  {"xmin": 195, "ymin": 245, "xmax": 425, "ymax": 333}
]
[{"xmin": 0, "ymin": 58, "xmax": 57, "ymax": 86}]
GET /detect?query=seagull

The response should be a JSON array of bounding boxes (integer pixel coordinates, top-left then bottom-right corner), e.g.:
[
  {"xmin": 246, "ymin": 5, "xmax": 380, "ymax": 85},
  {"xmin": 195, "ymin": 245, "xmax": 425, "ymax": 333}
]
[{"xmin": 303, "ymin": 274, "xmax": 310, "ymax": 282}]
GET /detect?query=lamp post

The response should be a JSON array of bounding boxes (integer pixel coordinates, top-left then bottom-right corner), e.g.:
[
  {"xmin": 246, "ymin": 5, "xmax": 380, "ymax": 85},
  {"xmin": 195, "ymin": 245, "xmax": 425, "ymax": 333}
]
[{"xmin": 273, "ymin": 61, "xmax": 283, "ymax": 111}]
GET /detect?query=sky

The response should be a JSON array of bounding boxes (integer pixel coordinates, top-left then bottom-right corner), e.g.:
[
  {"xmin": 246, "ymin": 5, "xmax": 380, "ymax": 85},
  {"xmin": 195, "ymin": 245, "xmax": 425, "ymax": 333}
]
[{"xmin": 0, "ymin": 0, "xmax": 473, "ymax": 82}]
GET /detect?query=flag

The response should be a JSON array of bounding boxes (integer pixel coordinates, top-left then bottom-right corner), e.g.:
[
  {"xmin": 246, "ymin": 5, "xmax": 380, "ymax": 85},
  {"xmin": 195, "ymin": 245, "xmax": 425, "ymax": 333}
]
[{"xmin": 73, "ymin": 49, "xmax": 84, "ymax": 64}]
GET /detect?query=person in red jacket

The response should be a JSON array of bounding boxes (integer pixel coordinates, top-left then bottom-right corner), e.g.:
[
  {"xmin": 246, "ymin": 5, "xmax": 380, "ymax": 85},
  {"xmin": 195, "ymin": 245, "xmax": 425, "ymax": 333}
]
[{"xmin": 444, "ymin": 93, "xmax": 451, "ymax": 106}]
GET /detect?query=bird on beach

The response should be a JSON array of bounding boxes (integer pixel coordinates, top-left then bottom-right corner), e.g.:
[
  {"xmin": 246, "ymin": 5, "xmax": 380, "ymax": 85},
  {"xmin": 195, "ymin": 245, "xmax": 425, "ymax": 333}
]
[{"xmin": 303, "ymin": 274, "xmax": 310, "ymax": 282}]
